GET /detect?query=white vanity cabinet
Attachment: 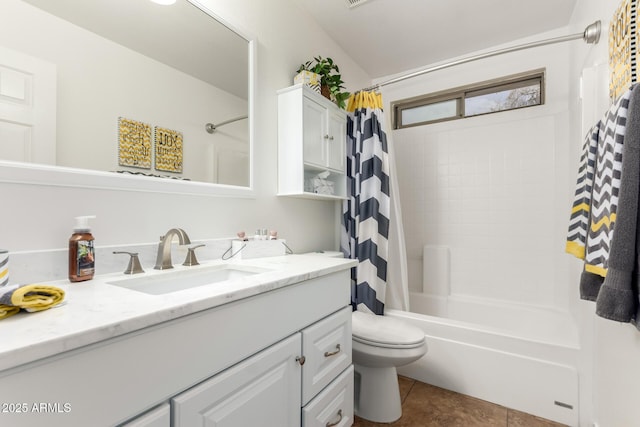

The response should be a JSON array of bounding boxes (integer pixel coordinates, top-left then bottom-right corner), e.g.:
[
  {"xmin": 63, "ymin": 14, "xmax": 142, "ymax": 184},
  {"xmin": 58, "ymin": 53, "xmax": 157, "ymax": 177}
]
[
  {"xmin": 303, "ymin": 366, "xmax": 354, "ymax": 427},
  {"xmin": 278, "ymin": 84, "xmax": 347, "ymax": 199},
  {"xmin": 172, "ymin": 334, "xmax": 302, "ymax": 426},
  {"xmin": 0, "ymin": 269, "xmax": 354, "ymax": 427},
  {"xmin": 171, "ymin": 306, "xmax": 353, "ymax": 427},
  {"xmin": 120, "ymin": 404, "xmax": 170, "ymax": 427}
]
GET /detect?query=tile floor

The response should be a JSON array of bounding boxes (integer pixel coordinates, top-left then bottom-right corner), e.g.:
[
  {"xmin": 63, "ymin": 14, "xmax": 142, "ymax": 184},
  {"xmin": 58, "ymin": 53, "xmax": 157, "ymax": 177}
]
[{"xmin": 353, "ymin": 376, "xmax": 567, "ymax": 427}]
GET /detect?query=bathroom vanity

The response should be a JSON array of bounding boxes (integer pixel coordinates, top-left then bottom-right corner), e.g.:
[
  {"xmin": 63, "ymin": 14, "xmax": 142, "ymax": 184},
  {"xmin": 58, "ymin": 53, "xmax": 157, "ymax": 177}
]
[{"xmin": 0, "ymin": 255, "xmax": 356, "ymax": 427}]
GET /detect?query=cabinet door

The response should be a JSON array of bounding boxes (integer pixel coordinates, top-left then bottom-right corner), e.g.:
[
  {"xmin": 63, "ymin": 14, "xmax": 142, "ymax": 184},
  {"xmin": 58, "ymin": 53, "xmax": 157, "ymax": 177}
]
[
  {"xmin": 303, "ymin": 96, "xmax": 328, "ymax": 168},
  {"xmin": 302, "ymin": 306, "xmax": 352, "ymax": 405},
  {"xmin": 302, "ymin": 366, "xmax": 354, "ymax": 427},
  {"xmin": 327, "ymin": 109, "xmax": 346, "ymax": 172},
  {"xmin": 172, "ymin": 334, "xmax": 301, "ymax": 427},
  {"xmin": 119, "ymin": 404, "xmax": 170, "ymax": 427}
]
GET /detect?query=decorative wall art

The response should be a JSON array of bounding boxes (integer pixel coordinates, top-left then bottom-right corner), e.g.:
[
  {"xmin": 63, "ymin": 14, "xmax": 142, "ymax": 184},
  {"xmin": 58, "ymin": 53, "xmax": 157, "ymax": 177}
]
[
  {"xmin": 609, "ymin": 0, "xmax": 637, "ymax": 101},
  {"xmin": 118, "ymin": 117, "xmax": 152, "ymax": 169},
  {"xmin": 154, "ymin": 126, "xmax": 183, "ymax": 173}
]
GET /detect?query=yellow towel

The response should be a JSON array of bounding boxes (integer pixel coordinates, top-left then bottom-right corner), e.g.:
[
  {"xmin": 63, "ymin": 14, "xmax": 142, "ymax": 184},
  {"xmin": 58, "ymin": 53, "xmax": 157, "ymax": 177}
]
[
  {"xmin": 0, "ymin": 284, "xmax": 65, "ymax": 319},
  {"xmin": 0, "ymin": 305, "xmax": 20, "ymax": 320}
]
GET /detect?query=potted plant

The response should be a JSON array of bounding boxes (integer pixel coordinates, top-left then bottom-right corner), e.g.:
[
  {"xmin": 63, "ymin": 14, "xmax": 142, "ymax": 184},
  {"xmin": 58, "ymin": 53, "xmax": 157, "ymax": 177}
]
[{"xmin": 296, "ymin": 56, "xmax": 350, "ymax": 109}]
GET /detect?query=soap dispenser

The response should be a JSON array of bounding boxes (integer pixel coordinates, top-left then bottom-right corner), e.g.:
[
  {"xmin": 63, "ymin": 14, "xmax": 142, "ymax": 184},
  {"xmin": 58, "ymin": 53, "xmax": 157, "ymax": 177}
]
[{"xmin": 69, "ymin": 215, "xmax": 96, "ymax": 282}]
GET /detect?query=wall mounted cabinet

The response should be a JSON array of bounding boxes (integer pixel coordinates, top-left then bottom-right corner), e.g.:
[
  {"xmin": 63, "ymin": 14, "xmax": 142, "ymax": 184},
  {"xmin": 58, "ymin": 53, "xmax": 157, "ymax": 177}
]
[{"xmin": 278, "ymin": 84, "xmax": 347, "ymax": 200}]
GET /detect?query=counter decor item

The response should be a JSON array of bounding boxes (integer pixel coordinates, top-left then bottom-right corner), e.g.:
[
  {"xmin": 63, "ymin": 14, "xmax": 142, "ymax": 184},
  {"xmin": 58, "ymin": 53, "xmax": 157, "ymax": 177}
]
[
  {"xmin": 118, "ymin": 117, "xmax": 152, "ymax": 169},
  {"xmin": 0, "ymin": 250, "xmax": 8, "ymax": 287},
  {"xmin": 154, "ymin": 126, "xmax": 183, "ymax": 173},
  {"xmin": 293, "ymin": 70, "xmax": 321, "ymax": 94},
  {"xmin": 0, "ymin": 283, "xmax": 66, "ymax": 320},
  {"xmin": 69, "ymin": 216, "xmax": 96, "ymax": 282},
  {"xmin": 227, "ymin": 239, "xmax": 287, "ymax": 260},
  {"xmin": 296, "ymin": 56, "xmax": 350, "ymax": 109}
]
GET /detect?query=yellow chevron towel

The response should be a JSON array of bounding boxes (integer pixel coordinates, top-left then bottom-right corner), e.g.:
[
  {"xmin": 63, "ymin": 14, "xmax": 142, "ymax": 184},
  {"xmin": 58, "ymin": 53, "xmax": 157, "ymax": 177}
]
[
  {"xmin": 0, "ymin": 305, "xmax": 20, "ymax": 319},
  {"xmin": 0, "ymin": 284, "xmax": 65, "ymax": 320}
]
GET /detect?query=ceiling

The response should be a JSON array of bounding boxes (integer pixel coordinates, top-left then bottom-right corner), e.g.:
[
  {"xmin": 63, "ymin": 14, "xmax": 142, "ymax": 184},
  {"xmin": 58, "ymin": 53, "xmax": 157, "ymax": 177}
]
[{"xmin": 298, "ymin": 0, "xmax": 579, "ymax": 80}]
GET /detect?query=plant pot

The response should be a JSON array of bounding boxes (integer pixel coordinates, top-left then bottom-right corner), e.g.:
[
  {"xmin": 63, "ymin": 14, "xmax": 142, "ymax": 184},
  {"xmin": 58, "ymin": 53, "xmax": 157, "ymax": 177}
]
[
  {"xmin": 320, "ymin": 85, "xmax": 331, "ymax": 100},
  {"xmin": 294, "ymin": 71, "xmax": 321, "ymax": 93}
]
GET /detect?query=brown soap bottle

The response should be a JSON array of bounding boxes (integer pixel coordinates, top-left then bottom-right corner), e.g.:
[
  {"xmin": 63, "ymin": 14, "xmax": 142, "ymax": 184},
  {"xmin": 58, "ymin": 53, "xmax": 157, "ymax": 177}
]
[{"xmin": 69, "ymin": 216, "xmax": 96, "ymax": 282}]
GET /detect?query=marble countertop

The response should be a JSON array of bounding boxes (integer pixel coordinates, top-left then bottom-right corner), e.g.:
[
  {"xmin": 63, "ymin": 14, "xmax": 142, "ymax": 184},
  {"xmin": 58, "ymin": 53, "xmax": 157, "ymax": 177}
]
[{"xmin": 0, "ymin": 254, "xmax": 356, "ymax": 372}]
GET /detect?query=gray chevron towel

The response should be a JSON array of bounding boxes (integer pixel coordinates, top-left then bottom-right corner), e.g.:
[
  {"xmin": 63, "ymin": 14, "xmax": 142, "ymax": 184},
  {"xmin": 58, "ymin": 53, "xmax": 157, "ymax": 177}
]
[{"xmin": 566, "ymin": 87, "xmax": 632, "ymax": 299}]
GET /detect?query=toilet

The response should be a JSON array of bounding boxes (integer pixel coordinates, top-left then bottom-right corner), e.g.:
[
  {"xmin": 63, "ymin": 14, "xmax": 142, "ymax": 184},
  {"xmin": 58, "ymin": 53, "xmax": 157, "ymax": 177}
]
[
  {"xmin": 351, "ymin": 310, "xmax": 428, "ymax": 423},
  {"xmin": 308, "ymin": 250, "xmax": 428, "ymax": 422}
]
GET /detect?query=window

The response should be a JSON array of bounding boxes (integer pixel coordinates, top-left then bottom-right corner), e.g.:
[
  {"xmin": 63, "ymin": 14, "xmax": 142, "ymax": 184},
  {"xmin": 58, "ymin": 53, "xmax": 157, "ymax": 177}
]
[{"xmin": 392, "ymin": 69, "xmax": 545, "ymax": 129}]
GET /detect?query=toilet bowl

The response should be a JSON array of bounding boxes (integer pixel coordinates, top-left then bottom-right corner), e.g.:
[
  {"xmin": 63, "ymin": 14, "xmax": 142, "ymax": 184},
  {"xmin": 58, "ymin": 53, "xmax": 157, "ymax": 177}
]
[{"xmin": 351, "ymin": 311, "xmax": 428, "ymax": 423}]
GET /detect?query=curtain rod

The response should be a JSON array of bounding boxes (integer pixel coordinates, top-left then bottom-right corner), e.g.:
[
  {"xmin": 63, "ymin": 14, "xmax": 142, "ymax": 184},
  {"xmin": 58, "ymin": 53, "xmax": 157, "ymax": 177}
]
[
  {"xmin": 361, "ymin": 20, "xmax": 601, "ymax": 92},
  {"xmin": 205, "ymin": 115, "xmax": 248, "ymax": 134}
]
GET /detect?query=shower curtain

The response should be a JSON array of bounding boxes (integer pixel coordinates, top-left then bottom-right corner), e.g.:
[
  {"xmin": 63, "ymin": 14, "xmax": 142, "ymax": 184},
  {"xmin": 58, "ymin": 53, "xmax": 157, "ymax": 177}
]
[{"xmin": 341, "ymin": 90, "xmax": 409, "ymax": 314}]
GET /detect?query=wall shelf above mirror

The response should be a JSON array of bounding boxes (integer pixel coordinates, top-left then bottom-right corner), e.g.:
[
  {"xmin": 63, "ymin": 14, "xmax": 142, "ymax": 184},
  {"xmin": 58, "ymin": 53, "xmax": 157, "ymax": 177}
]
[{"xmin": 0, "ymin": 0, "xmax": 255, "ymax": 197}]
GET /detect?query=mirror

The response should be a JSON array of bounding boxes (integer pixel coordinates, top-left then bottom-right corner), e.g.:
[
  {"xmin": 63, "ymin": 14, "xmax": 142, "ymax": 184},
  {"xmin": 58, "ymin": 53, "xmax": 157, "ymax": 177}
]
[{"xmin": 0, "ymin": 0, "xmax": 254, "ymax": 195}]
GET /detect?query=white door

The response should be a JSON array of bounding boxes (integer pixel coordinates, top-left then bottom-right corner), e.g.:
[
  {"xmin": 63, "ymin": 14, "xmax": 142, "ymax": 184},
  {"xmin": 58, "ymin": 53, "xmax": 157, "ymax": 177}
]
[
  {"xmin": 172, "ymin": 333, "xmax": 302, "ymax": 427},
  {"xmin": 327, "ymin": 110, "xmax": 346, "ymax": 172},
  {"xmin": 121, "ymin": 404, "xmax": 170, "ymax": 427},
  {"xmin": 303, "ymin": 96, "xmax": 327, "ymax": 168},
  {"xmin": 0, "ymin": 46, "xmax": 56, "ymax": 164}
]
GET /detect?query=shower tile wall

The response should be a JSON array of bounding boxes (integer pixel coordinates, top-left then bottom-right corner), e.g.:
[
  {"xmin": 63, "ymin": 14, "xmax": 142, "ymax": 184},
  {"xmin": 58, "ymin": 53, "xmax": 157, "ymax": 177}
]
[{"xmin": 395, "ymin": 112, "xmax": 561, "ymax": 309}]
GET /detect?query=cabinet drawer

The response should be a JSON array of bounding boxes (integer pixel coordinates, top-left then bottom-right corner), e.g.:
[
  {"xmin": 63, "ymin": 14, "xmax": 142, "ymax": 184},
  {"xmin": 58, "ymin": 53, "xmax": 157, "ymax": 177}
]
[
  {"xmin": 302, "ymin": 365, "xmax": 354, "ymax": 427},
  {"xmin": 302, "ymin": 306, "xmax": 352, "ymax": 405}
]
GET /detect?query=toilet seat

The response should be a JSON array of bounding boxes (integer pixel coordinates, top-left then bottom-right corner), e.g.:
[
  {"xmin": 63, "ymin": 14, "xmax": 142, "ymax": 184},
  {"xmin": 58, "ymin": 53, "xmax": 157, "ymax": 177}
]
[{"xmin": 352, "ymin": 311, "xmax": 425, "ymax": 349}]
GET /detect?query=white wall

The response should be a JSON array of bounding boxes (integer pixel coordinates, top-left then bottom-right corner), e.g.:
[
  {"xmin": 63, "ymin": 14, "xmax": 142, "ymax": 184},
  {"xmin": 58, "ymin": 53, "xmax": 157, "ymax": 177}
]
[
  {"xmin": 0, "ymin": 0, "xmax": 249, "ymax": 183},
  {"xmin": 377, "ymin": 0, "xmax": 640, "ymax": 425},
  {"xmin": 379, "ymin": 32, "xmax": 573, "ymax": 312},
  {"xmin": 569, "ymin": 1, "xmax": 640, "ymax": 426},
  {"xmin": 0, "ymin": 0, "xmax": 370, "ymax": 269}
]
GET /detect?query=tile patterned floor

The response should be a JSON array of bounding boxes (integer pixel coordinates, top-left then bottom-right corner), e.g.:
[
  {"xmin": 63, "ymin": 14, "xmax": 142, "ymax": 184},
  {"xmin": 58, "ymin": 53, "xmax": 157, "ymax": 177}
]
[{"xmin": 353, "ymin": 377, "xmax": 567, "ymax": 427}]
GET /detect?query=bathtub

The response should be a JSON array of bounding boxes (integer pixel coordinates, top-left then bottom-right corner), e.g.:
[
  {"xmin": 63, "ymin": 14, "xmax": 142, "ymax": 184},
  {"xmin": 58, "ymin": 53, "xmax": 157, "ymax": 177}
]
[{"xmin": 387, "ymin": 292, "xmax": 580, "ymax": 426}]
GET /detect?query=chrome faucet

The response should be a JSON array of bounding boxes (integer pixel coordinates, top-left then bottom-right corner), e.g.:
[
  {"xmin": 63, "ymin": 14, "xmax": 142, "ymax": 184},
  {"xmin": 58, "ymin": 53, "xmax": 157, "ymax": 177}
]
[{"xmin": 154, "ymin": 228, "xmax": 191, "ymax": 270}]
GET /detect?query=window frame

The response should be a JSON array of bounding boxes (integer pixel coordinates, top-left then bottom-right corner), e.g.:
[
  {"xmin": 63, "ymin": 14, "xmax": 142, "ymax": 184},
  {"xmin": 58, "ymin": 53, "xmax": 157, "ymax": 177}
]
[{"xmin": 391, "ymin": 69, "xmax": 546, "ymax": 129}]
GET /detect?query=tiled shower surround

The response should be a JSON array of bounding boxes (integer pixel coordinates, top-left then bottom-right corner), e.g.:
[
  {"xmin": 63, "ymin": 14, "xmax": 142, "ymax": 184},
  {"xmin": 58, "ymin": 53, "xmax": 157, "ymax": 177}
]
[{"xmin": 394, "ymin": 109, "xmax": 570, "ymax": 310}]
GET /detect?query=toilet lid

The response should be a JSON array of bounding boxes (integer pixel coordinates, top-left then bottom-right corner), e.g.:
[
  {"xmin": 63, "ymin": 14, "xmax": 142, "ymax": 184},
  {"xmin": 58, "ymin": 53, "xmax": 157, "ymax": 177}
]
[{"xmin": 351, "ymin": 311, "xmax": 425, "ymax": 349}]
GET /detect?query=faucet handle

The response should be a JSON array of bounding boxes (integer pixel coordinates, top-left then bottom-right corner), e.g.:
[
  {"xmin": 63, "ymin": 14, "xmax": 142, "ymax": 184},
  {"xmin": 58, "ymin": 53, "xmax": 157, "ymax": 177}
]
[
  {"xmin": 113, "ymin": 251, "xmax": 145, "ymax": 274},
  {"xmin": 183, "ymin": 244, "xmax": 205, "ymax": 266}
]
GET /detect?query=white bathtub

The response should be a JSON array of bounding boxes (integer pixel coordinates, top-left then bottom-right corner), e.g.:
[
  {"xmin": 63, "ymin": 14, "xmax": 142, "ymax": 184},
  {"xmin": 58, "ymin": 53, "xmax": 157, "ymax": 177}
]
[{"xmin": 387, "ymin": 292, "xmax": 580, "ymax": 426}]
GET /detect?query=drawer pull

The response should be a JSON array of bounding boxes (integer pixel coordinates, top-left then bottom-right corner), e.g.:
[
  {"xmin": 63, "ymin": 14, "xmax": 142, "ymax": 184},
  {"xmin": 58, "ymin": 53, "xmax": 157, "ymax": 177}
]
[
  {"xmin": 296, "ymin": 355, "xmax": 306, "ymax": 365},
  {"xmin": 326, "ymin": 409, "xmax": 343, "ymax": 427},
  {"xmin": 324, "ymin": 344, "xmax": 341, "ymax": 357}
]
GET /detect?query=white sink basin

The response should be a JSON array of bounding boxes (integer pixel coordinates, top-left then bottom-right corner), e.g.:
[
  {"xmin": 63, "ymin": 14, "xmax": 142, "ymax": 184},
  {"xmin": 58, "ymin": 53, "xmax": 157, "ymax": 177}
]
[{"xmin": 106, "ymin": 264, "xmax": 267, "ymax": 295}]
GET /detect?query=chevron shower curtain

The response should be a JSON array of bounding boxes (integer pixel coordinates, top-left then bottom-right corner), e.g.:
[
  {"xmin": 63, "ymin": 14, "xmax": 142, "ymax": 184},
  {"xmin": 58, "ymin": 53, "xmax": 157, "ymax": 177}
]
[{"xmin": 341, "ymin": 91, "xmax": 391, "ymax": 314}]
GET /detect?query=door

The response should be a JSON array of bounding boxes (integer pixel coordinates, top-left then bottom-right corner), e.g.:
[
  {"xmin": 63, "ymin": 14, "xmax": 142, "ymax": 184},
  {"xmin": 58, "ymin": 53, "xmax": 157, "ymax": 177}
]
[
  {"xmin": 303, "ymin": 96, "xmax": 327, "ymax": 168},
  {"xmin": 0, "ymin": 46, "xmax": 56, "ymax": 164},
  {"xmin": 120, "ymin": 404, "xmax": 170, "ymax": 427},
  {"xmin": 172, "ymin": 334, "xmax": 302, "ymax": 427},
  {"xmin": 327, "ymin": 109, "xmax": 345, "ymax": 172}
]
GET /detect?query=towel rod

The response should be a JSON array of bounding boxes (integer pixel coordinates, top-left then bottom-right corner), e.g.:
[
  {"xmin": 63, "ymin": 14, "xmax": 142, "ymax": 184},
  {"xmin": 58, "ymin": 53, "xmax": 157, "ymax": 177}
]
[
  {"xmin": 205, "ymin": 115, "xmax": 248, "ymax": 134},
  {"xmin": 360, "ymin": 20, "xmax": 601, "ymax": 92}
]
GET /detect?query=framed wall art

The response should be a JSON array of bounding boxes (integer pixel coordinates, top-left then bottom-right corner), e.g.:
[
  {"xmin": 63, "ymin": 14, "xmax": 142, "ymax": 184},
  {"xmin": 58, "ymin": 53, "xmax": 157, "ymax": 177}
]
[
  {"xmin": 154, "ymin": 126, "xmax": 183, "ymax": 173},
  {"xmin": 118, "ymin": 117, "xmax": 152, "ymax": 169},
  {"xmin": 609, "ymin": 0, "xmax": 637, "ymax": 101}
]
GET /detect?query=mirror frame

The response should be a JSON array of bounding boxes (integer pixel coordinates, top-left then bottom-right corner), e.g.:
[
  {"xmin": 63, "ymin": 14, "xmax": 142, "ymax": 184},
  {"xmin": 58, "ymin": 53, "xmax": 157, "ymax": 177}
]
[{"xmin": 0, "ymin": 0, "xmax": 256, "ymax": 198}]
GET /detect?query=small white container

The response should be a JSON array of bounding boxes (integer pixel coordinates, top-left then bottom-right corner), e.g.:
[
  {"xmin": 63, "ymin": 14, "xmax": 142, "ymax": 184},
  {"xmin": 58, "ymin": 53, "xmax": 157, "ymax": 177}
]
[{"xmin": 230, "ymin": 239, "xmax": 287, "ymax": 260}]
